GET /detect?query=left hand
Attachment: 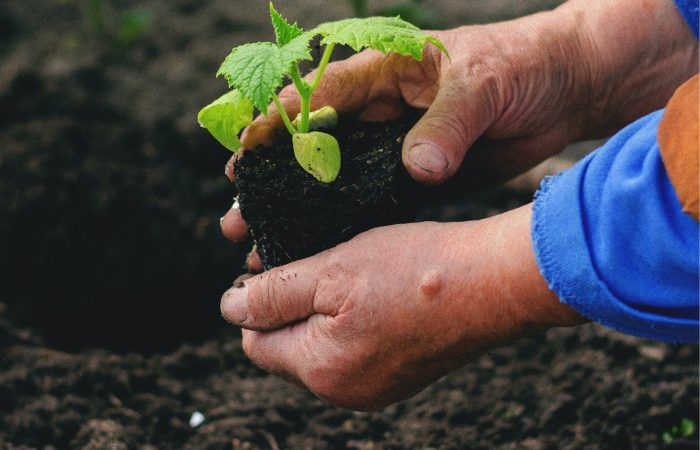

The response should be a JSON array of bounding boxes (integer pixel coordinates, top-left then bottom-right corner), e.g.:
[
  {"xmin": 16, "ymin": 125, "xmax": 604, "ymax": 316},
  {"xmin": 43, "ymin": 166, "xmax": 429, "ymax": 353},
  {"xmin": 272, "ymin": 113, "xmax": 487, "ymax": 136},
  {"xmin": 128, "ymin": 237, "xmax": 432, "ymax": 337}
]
[{"xmin": 220, "ymin": 205, "xmax": 584, "ymax": 410}]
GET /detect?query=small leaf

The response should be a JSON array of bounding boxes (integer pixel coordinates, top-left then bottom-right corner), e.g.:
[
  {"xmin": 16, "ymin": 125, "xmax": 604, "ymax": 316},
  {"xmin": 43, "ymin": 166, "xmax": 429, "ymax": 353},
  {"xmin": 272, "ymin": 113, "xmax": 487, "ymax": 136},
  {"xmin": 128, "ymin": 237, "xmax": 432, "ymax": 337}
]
[
  {"xmin": 270, "ymin": 2, "xmax": 303, "ymax": 46},
  {"xmin": 312, "ymin": 16, "xmax": 449, "ymax": 61},
  {"xmin": 217, "ymin": 35, "xmax": 314, "ymax": 114},
  {"xmin": 198, "ymin": 90, "xmax": 253, "ymax": 152},
  {"xmin": 293, "ymin": 132, "xmax": 341, "ymax": 183},
  {"xmin": 279, "ymin": 31, "xmax": 316, "ymax": 69},
  {"xmin": 680, "ymin": 418, "xmax": 696, "ymax": 437},
  {"xmin": 662, "ymin": 432, "xmax": 674, "ymax": 444},
  {"xmin": 217, "ymin": 42, "xmax": 282, "ymax": 114}
]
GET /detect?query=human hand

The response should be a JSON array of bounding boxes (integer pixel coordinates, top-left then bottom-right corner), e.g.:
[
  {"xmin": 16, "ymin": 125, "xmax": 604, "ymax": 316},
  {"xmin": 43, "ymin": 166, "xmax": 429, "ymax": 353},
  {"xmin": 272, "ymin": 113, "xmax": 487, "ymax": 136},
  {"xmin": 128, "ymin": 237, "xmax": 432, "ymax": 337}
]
[
  {"xmin": 220, "ymin": 205, "xmax": 585, "ymax": 410},
  {"xmin": 222, "ymin": 0, "xmax": 698, "ymax": 255}
]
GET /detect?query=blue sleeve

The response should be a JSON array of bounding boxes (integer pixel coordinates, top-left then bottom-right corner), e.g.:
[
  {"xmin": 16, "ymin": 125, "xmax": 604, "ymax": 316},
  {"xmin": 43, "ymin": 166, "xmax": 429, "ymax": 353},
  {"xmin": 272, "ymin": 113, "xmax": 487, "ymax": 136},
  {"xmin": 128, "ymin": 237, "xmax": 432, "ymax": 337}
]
[
  {"xmin": 531, "ymin": 110, "xmax": 699, "ymax": 343},
  {"xmin": 674, "ymin": 0, "xmax": 699, "ymax": 37}
]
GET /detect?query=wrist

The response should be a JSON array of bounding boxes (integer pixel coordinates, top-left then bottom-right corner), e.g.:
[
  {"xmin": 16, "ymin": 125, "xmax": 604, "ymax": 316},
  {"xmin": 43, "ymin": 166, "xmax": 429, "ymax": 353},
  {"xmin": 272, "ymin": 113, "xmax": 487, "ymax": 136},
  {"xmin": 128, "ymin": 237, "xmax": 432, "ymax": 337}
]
[{"xmin": 469, "ymin": 204, "xmax": 587, "ymax": 336}]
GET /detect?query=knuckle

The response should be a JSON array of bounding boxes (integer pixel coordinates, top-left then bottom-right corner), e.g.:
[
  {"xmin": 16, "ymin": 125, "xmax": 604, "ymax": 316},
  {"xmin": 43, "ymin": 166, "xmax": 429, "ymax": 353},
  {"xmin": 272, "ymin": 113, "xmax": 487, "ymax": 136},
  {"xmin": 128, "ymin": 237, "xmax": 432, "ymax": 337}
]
[
  {"xmin": 248, "ymin": 272, "xmax": 284, "ymax": 326},
  {"xmin": 424, "ymin": 109, "xmax": 471, "ymax": 152}
]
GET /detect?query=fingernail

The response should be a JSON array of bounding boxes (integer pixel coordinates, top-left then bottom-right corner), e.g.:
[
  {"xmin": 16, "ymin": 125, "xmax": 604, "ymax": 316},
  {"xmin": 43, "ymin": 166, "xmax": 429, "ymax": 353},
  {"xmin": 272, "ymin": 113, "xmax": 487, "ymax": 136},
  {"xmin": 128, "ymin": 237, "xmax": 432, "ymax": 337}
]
[
  {"xmin": 221, "ymin": 283, "xmax": 249, "ymax": 324},
  {"xmin": 231, "ymin": 197, "xmax": 240, "ymax": 210},
  {"xmin": 219, "ymin": 216, "xmax": 225, "ymax": 227},
  {"xmin": 408, "ymin": 144, "xmax": 448, "ymax": 174}
]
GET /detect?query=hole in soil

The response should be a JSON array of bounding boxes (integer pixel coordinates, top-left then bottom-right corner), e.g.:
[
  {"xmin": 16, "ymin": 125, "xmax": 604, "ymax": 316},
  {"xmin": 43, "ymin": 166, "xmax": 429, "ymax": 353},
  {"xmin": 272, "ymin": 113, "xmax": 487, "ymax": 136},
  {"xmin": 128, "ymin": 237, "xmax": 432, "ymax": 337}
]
[{"xmin": 0, "ymin": 71, "xmax": 246, "ymax": 354}]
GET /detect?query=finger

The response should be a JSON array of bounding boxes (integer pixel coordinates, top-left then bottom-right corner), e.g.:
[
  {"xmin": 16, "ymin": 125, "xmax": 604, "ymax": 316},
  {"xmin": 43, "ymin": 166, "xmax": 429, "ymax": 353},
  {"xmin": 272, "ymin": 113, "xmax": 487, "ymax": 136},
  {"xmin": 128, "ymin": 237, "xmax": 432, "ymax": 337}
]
[
  {"xmin": 245, "ymin": 247, "xmax": 263, "ymax": 274},
  {"xmin": 220, "ymin": 202, "xmax": 249, "ymax": 243},
  {"xmin": 225, "ymin": 153, "xmax": 237, "ymax": 182},
  {"xmin": 241, "ymin": 51, "xmax": 391, "ymax": 150},
  {"xmin": 233, "ymin": 272, "xmax": 255, "ymax": 287},
  {"xmin": 241, "ymin": 325, "xmax": 311, "ymax": 387},
  {"xmin": 306, "ymin": 51, "xmax": 384, "ymax": 115},
  {"xmin": 402, "ymin": 71, "xmax": 497, "ymax": 185},
  {"xmin": 220, "ymin": 257, "xmax": 334, "ymax": 331},
  {"xmin": 447, "ymin": 129, "xmax": 571, "ymax": 190},
  {"xmin": 241, "ymin": 85, "xmax": 302, "ymax": 149}
]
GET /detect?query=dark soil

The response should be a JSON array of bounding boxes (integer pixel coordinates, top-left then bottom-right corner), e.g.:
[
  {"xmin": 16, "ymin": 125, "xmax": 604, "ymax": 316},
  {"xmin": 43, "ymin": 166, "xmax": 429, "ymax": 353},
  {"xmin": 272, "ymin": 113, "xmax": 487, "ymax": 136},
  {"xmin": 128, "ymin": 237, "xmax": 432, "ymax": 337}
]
[
  {"xmin": 0, "ymin": 0, "xmax": 697, "ymax": 448},
  {"xmin": 235, "ymin": 120, "xmax": 420, "ymax": 269},
  {"xmin": 1, "ymin": 303, "xmax": 698, "ymax": 449}
]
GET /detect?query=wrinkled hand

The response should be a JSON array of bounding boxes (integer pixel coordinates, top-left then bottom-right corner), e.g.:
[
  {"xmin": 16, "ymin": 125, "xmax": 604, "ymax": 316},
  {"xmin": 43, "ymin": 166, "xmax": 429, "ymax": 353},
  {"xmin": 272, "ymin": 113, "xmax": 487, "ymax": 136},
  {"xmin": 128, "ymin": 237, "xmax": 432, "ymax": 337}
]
[
  {"xmin": 228, "ymin": 20, "xmax": 590, "ymax": 186},
  {"xmin": 218, "ymin": 0, "xmax": 693, "ymax": 407},
  {"xmin": 221, "ymin": 205, "xmax": 584, "ymax": 410},
  {"xmin": 222, "ymin": 17, "xmax": 587, "ymax": 256},
  {"xmin": 222, "ymin": 0, "xmax": 697, "ymax": 257}
]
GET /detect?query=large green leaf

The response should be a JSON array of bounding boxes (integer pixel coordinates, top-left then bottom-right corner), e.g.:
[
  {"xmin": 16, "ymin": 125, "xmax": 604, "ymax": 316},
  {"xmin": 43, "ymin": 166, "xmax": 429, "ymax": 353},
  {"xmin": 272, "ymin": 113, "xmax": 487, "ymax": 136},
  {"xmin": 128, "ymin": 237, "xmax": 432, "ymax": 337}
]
[
  {"xmin": 197, "ymin": 90, "xmax": 253, "ymax": 152},
  {"xmin": 293, "ymin": 132, "xmax": 341, "ymax": 183},
  {"xmin": 312, "ymin": 16, "xmax": 448, "ymax": 60},
  {"xmin": 217, "ymin": 33, "xmax": 314, "ymax": 114}
]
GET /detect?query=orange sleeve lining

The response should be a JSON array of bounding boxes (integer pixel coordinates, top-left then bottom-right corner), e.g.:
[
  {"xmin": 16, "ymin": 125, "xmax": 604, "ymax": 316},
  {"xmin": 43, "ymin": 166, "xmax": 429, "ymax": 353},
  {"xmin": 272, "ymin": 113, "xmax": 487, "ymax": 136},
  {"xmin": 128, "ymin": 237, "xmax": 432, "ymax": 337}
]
[{"xmin": 657, "ymin": 74, "xmax": 699, "ymax": 221}]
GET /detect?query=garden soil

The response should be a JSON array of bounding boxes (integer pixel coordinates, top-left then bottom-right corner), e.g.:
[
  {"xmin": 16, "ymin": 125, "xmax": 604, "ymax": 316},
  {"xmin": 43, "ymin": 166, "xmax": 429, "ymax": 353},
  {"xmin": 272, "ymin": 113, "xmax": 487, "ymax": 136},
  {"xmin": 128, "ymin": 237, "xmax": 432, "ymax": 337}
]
[
  {"xmin": 235, "ymin": 120, "xmax": 420, "ymax": 269},
  {"xmin": 1, "ymin": 1, "xmax": 697, "ymax": 448}
]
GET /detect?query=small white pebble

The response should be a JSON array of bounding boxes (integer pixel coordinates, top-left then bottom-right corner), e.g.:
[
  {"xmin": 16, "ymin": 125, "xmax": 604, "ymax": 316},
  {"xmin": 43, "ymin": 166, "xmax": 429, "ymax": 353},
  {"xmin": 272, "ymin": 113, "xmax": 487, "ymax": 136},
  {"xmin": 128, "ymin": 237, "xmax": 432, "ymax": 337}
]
[
  {"xmin": 639, "ymin": 345, "xmax": 666, "ymax": 361},
  {"xmin": 189, "ymin": 411, "xmax": 205, "ymax": 428}
]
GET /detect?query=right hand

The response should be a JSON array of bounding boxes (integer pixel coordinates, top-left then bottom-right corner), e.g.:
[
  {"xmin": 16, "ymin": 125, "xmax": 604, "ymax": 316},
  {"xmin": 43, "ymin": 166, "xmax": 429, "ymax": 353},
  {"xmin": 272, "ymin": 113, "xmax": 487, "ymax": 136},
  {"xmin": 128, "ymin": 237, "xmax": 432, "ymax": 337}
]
[{"xmin": 222, "ymin": 0, "xmax": 698, "ymax": 270}]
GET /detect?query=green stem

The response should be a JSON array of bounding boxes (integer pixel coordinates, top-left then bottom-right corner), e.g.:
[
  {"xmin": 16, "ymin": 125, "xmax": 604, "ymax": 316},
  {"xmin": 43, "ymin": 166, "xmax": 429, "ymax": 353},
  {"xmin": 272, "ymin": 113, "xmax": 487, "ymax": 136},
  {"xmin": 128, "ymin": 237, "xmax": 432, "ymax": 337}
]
[
  {"xmin": 288, "ymin": 44, "xmax": 335, "ymax": 134},
  {"xmin": 272, "ymin": 93, "xmax": 297, "ymax": 136},
  {"xmin": 309, "ymin": 43, "xmax": 335, "ymax": 93},
  {"xmin": 299, "ymin": 94, "xmax": 310, "ymax": 133},
  {"xmin": 289, "ymin": 65, "xmax": 310, "ymax": 133},
  {"xmin": 289, "ymin": 64, "xmax": 309, "ymax": 95}
]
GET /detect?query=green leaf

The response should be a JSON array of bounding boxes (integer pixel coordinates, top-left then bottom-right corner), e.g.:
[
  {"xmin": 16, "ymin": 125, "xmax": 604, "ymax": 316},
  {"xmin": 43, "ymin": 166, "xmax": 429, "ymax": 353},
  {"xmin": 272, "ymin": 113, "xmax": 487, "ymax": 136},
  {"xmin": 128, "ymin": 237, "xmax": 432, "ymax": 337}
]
[
  {"xmin": 217, "ymin": 34, "xmax": 314, "ymax": 114},
  {"xmin": 680, "ymin": 418, "xmax": 696, "ymax": 437},
  {"xmin": 312, "ymin": 16, "xmax": 448, "ymax": 60},
  {"xmin": 197, "ymin": 90, "xmax": 253, "ymax": 152},
  {"xmin": 279, "ymin": 31, "xmax": 316, "ymax": 68},
  {"xmin": 662, "ymin": 432, "xmax": 674, "ymax": 444},
  {"xmin": 293, "ymin": 132, "xmax": 341, "ymax": 183},
  {"xmin": 269, "ymin": 2, "xmax": 303, "ymax": 46},
  {"xmin": 217, "ymin": 42, "xmax": 282, "ymax": 114}
]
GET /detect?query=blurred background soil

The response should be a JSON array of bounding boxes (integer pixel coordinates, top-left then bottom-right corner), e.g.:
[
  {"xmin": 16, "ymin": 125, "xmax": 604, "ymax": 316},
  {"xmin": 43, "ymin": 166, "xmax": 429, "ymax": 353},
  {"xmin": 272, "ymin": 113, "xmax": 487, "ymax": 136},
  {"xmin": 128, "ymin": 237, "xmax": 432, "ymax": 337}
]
[{"xmin": 0, "ymin": 0, "xmax": 697, "ymax": 448}]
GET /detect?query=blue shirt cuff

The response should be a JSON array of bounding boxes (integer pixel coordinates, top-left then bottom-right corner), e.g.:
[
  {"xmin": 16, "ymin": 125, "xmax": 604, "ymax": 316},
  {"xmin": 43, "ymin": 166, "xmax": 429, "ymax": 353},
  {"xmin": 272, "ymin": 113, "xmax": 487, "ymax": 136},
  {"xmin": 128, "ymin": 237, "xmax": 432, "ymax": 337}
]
[{"xmin": 531, "ymin": 112, "xmax": 698, "ymax": 343}]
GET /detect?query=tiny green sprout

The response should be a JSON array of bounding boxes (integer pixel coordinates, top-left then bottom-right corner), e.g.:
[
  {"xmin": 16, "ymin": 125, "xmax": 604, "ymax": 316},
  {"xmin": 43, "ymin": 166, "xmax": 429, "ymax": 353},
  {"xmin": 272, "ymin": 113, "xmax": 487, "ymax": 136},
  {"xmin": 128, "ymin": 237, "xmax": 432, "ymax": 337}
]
[
  {"xmin": 661, "ymin": 418, "xmax": 697, "ymax": 444},
  {"xmin": 198, "ymin": 2, "xmax": 448, "ymax": 183}
]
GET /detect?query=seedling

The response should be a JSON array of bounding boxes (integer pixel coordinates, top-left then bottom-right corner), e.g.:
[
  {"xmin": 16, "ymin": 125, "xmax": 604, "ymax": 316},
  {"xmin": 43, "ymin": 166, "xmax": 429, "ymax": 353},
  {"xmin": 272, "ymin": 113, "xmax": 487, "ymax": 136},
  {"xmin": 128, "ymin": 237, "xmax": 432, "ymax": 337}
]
[
  {"xmin": 198, "ymin": 2, "xmax": 447, "ymax": 183},
  {"xmin": 661, "ymin": 418, "xmax": 696, "ymax": 444}
]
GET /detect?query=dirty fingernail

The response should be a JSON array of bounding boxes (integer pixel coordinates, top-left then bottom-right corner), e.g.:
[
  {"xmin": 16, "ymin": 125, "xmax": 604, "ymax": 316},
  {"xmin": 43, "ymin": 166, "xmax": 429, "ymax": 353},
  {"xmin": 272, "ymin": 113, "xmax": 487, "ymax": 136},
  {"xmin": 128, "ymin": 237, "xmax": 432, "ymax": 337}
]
[
  {"xmin": 408, "ymin": 144, "xmax": 448, "ymax": 174},
  {"xmin": 221, "ymin": 283, "xmax": 249, "ymax": 325}
]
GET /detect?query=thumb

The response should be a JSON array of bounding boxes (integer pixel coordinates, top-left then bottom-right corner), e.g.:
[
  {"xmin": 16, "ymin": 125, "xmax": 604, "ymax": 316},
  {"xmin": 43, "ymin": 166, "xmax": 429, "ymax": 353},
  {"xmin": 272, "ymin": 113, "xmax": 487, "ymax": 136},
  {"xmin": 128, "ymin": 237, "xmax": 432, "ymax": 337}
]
[
  {"xmin": 403, "ymin": 75, "xmax": 495, "ymax": 185},
  {"xmin": 220, "ymin": 262, "xmax": 320, "ymax": 331}
]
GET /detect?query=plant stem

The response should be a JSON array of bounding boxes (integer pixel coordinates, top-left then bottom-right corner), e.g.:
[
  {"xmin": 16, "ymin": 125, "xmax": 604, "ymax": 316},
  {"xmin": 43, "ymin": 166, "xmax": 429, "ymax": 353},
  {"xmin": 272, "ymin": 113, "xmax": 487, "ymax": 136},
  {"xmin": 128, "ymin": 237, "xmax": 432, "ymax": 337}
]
[
  {"xmin": 289, "ymin": 65, "xmax": 311, "ymax": 133},
  {"xmin": 289, "ymin": 64, "xmax": 309, "ymax": 96},
  {"xmin": 299, "ymin": 93, "xmax": 310, "ymax": 133},
  {"xmin": 272, "ymin": 93, "xmax": 297, "ymax": 136},
  {"xmin": 289, "ymin": 43, "xmax": 335, "ymax": 134},
  {"xmin": 309, "ymin": 43, "xmax": 335, "ymax": 93}
]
